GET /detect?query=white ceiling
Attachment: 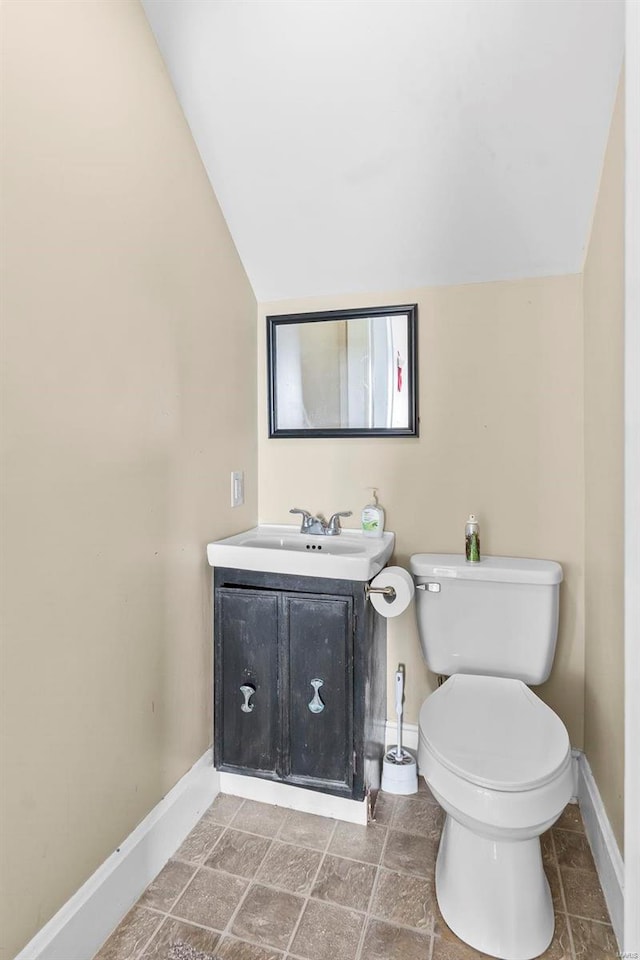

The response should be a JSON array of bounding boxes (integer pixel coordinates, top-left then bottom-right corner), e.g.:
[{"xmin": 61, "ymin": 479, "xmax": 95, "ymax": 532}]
[{"xmin": 142, "ymin": 0, "xmax": 624, "ymax": 302}]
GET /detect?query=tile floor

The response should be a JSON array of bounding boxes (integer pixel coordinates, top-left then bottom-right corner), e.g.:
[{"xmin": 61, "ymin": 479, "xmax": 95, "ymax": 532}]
[{"xmin": 94, "ymin": 782, "xmax": 617, "ymax": 960}]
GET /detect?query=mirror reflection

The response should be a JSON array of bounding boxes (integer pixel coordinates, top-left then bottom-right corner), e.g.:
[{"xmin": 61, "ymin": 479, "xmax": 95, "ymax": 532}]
[{"xmin": 267, "ymin": 305, "xmax": 417, "ymax": 437}]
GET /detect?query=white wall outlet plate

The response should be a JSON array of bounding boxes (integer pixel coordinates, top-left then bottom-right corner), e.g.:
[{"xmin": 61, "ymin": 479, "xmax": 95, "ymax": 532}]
[{"xmin": 231, "ymin": 470, "xmax": 244, "ymax": 507}]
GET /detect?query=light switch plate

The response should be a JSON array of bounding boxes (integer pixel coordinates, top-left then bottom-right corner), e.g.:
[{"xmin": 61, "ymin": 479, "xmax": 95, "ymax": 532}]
[{"xmin": 231, "ymin": 471, "xmax": 244, "ymax": 507}]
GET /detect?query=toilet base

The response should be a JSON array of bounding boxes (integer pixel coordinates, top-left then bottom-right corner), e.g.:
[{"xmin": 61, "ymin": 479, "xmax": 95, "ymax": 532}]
[{"xmin": 435, "ymin": 814, "xmax": 554, "ymax": 960}]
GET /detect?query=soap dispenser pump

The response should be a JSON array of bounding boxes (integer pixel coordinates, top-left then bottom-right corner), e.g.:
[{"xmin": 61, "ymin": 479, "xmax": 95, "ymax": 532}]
[{"xmin": 361, "ymin": 488, "xmax": 385, "ymax": 539}]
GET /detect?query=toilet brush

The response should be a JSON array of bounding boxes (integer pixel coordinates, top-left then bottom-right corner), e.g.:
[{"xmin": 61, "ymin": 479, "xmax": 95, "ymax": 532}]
[{"xmin": 381, "ymin": 665, "xmax": 418, "ymax": 794}]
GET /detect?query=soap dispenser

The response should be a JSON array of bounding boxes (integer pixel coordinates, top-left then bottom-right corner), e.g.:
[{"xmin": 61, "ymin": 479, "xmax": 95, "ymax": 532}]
[{"xmin": 361, "ymin": 488, "xmax": 385, "ymax": 539}]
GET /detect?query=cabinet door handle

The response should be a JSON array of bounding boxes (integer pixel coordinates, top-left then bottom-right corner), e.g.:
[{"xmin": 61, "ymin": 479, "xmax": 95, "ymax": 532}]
[
  {"xmin": 308, "ymin": 678, "xmax": 325, "ymax": 714},
  {"xmin": 239, "ymin": 684, "xmax": 256, "ymax": 713}
]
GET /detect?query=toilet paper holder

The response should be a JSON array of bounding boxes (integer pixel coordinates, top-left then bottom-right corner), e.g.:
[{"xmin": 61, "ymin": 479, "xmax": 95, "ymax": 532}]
[
  {"xmin": 365, "ymin": 584, "xmax": 397, "ymax": 601},
  {"xmin": 366, "ymin": 567, "xmax": 415, "ymax": 617}
]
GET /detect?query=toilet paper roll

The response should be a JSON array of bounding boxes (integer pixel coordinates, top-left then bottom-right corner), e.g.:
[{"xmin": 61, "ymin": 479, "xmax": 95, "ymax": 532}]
[{"xmin": 368, "ymin": 566, "xmax": 415, "ymax": 618}]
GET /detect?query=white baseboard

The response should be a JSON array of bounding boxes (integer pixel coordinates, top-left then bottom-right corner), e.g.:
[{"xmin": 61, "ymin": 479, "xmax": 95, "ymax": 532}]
[
  {"xmin": 15, "ymin": 751, "xmax": 220, "ymax": 960},
  {"xmin": 576, "ymin": 752, "xmax": 624, "ymax": 949},
  {"xmin": 218, "ymin": 772, "xmax": 368, "ymax": 825}
]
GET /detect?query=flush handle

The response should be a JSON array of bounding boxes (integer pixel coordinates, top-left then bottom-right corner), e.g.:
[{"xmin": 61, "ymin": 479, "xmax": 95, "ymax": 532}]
[
  {"xmin": 308, "ymin": 678, "xmax": 325, "ymax": 714},
  {"xmin": 240, "ymin": 684, "xmax": 256, "ymax": 713},
  {"xmin": 416, "ymin": 582, "xmax": 441, "ymax": 592}
]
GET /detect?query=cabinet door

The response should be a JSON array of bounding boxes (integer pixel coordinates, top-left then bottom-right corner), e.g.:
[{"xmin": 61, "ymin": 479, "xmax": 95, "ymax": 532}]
[
  {"xmin": 215, "ymin": 588, "xmax": 279, "ymax": 776},
  {"xmin": 284, "ymin": 594, "xmax": 353, "ymax": 791}
]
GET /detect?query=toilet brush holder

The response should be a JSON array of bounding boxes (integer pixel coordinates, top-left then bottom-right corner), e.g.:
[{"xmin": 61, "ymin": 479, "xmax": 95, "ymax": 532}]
[
  {"xmin": 381, "ymin": 746, "xmax": 418, "ymax": 794},
  {"xmin": 381, "ymin": 666, "xmax": 418, "ymax": 795}
]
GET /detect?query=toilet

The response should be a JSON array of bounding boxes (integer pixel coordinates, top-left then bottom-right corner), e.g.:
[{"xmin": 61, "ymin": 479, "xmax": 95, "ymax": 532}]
[{"xmin": 410, "ymin": 553, "xmax": 573, "ymax": 960}]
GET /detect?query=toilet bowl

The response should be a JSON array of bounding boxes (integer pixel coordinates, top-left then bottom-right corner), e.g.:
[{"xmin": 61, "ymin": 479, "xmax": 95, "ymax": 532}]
[
  {"xmin": 418, "ymin": 674, "xmax": 573, "ymax": 960},
  {"xmin": 410, "ymin": 552, "xmax": 570, "ymax": 958}
]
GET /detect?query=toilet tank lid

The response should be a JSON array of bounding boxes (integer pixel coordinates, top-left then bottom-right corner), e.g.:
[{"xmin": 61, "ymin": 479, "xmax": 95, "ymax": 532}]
[{"xmin": 409, "ymin": 554, "xmax": 563, "ymax": 585}]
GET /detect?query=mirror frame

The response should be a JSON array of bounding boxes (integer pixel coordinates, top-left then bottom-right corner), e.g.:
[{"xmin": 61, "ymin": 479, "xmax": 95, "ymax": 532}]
[{"xmin": 267, "ymin": 303, "xmax": 418, "ymax": 438}]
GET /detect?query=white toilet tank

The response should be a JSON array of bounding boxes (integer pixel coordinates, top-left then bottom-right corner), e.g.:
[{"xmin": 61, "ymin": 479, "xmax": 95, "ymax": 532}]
[{"xmin": 409, "ymin": 554, "xmax": 563, "ymax": 685}]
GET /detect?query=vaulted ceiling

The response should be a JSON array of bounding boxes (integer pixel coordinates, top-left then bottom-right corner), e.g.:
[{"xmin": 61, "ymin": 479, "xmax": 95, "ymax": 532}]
[{"xmin": 142, "ymin": 0, "xmax": 624, "ymax": 301}]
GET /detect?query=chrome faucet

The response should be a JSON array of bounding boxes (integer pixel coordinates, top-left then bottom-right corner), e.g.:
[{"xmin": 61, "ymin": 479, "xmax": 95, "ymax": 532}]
[{"xmin": 289, "ymin": 508, "xmax": 352, "ymax": 536}]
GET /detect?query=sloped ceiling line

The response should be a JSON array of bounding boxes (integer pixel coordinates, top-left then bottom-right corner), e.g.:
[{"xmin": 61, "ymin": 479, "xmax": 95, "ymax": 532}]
[{"xmin": 143, "ymin": 0, "xmax": 624, "ymax": 301}]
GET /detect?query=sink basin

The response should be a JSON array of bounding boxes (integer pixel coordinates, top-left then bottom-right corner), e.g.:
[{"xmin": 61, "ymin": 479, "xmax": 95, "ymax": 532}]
[{"xmin": 207, "ymin": 525, "xmax": 395, "ymax": 581}]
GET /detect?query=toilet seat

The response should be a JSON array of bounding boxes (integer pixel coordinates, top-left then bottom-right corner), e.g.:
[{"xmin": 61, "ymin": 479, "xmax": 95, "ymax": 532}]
[{"xmin": 419, "ymin": 674, "xmax": 570, "ymax": 792}]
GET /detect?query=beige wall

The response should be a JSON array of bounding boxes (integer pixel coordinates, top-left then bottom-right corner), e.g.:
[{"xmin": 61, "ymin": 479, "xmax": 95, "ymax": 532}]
[
  {"xmin": 0, "ymin": 2, "xmax": 257, "ymax": 956},
  {"xmin": 259, "ymin": 275, "xmax": 585, "ymax": 746},
  {"xmin": 583, "ymin": 76, "xmax": 625, "ymax": 852}
]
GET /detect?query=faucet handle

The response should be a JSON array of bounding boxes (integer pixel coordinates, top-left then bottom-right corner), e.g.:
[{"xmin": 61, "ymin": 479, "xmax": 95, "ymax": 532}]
[
  {"xmin": 327, "ymin": 510, "xmax": 352, "ymax": 534},
  {"xmin": 290, "ymin": 508, "xmax": 313, "ymax": 531}
]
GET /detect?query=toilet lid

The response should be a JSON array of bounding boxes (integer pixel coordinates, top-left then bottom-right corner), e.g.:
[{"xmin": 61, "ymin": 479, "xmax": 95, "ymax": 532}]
[{"xmin": 419, "ymin": 674, "xmax": 571, "ymax": 792}]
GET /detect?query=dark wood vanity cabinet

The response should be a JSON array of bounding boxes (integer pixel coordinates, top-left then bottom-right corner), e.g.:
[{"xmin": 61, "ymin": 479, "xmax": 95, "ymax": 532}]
[
  {"xmin": 213, "ymin": 568, "xmax": 386, "ymax": 801},
  {"xmin": 215, "ymin": 587, "xmax": 280, "ymax": 776}
]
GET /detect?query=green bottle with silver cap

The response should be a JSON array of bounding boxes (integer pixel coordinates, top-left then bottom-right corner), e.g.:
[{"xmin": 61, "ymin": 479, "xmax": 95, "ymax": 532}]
[{"xmin": 465, "ymin": 514, "xmax": 481, "ymax": 562}]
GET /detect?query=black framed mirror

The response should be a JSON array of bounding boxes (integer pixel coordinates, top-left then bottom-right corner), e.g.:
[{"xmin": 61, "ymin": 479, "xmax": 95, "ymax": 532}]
[{"xmin": 267, "ymin": 304, "xmax": 418, "ymax": 438}]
